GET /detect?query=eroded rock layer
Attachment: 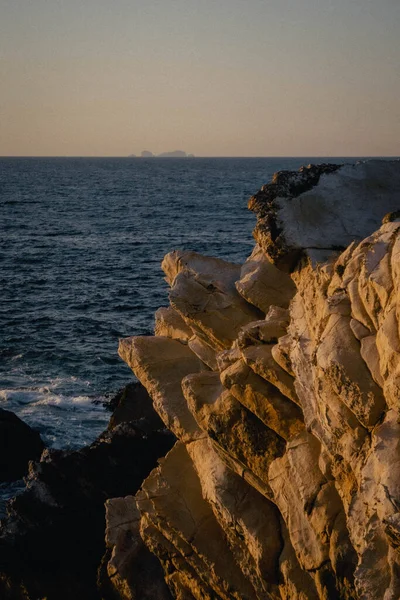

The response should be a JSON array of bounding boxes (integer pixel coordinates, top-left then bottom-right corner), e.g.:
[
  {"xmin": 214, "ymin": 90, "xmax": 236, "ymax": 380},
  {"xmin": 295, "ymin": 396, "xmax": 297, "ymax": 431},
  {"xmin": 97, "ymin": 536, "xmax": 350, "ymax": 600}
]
[{"xmin": 115, "ymin": 160, "xmax": 400, "ymax": 600}]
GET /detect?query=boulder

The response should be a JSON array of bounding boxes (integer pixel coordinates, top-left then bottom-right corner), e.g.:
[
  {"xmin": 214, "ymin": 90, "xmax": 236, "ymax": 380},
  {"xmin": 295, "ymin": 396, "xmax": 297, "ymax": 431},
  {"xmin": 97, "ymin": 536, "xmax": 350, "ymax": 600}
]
[
  {"xmin": 106, "ymin": 381, "xmax": 166, "ymax": 431},
  {"xmin": 182, "ymin": 371, "xmax": 286, "ymax": 493},
  {"xmin": 220, "ymin": 358, "xmax": 304, "ymax": 441},
  {"xmin": 187, "ymin": 437, "xmax": 282, "ymax": 598},
  {"xmin": 154, "ymin": 306, "xmax": 193, "ymax": 342}
]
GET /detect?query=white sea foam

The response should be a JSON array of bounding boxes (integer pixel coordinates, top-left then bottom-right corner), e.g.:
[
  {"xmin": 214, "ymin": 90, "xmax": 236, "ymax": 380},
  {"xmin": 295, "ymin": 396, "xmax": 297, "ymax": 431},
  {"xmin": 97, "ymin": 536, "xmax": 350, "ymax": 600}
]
[
  {"xmin": 0, "ymin": 388, "xmax": 41, "ymax": 405},
  {"xmin": 1, "ymin": 386, "xmax": 104, "ymax": 410},
  {"xmin": 0, "ymin": 384, "xmax": 109, "ymax": 449},
  {"xmin": 33, "ymin": 394, "xmax": 105, "ymax": 411}
]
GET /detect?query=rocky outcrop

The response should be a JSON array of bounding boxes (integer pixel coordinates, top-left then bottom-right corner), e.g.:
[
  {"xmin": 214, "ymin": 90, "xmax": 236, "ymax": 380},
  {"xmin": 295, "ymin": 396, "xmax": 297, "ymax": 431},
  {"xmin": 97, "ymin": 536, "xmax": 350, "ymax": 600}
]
[
  {"xmin": 0, "ymin": 383, "xmax": 175, "ymax": 600},
  {"xmin": 105, "ymin": 381, "xmax": 167, "ymax": 431},
  {"xmin": 111, "ymin": 159, "xmax": 400, "ymax": 600},
  {"xmin": 0, "ymin": 409, "xmax": 44, "ymax": 482},
  {"xmin": 99, "ymin": 496, "xmax": 172, "ymax": 600},
  {"xmin": 249, "ymin": 160, "xmax": 400, "ymax": 271}
]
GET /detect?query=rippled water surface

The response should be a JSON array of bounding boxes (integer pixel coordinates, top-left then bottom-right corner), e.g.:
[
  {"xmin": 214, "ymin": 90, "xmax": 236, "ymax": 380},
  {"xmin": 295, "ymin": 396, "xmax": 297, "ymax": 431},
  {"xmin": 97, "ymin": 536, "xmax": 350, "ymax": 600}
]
[{"xmin": 1, "ymin": 157, "xmax": 361, "ymax": 449}]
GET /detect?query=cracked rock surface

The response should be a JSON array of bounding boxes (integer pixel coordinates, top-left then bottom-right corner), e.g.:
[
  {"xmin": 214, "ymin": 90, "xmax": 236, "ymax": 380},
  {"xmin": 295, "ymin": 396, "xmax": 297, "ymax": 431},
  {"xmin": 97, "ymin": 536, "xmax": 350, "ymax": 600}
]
[{"xmin": 113, "ymin": 160, "xmax": 400, "ymax": 599}]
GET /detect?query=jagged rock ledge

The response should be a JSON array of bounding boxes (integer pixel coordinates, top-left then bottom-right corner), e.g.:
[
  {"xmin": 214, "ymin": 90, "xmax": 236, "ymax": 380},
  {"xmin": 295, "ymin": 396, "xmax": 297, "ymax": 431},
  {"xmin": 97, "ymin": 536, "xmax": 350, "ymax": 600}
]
[
  {"xmin": 249, "ymin": 160, "xmax": 400, "ymax": 271},
  {"xmin": 110, "ymin": 159, "xmax": 400, "ymax": 600}
]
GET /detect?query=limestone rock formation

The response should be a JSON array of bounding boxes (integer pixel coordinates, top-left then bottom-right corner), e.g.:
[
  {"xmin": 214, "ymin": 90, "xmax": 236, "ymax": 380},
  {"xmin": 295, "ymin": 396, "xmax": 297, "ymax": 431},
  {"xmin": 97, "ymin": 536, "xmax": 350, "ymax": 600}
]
[{"xmin": 114, "ymin": 159, "xmax": 400, "ymax": 600}]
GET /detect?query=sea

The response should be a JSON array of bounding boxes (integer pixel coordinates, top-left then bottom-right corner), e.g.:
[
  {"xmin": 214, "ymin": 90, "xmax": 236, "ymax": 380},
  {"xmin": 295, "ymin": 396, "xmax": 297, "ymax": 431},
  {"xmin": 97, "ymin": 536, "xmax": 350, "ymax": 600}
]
[{"xmin": 0, "ymin": 156, "xmax": 378, "ymax": 458}]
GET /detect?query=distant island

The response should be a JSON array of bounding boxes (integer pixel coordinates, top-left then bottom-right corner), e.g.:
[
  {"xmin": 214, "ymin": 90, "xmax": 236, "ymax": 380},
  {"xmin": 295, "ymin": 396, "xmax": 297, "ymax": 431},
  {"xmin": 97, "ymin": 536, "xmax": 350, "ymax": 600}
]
[{"xmin": 134, "ymin": 150, "xmax": 195, "ymax": 158}]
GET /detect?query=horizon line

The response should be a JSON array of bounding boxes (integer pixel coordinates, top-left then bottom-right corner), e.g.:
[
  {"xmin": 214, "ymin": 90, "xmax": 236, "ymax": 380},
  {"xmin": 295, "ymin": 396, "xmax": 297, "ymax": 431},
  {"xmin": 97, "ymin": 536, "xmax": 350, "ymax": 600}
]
[{"xmin": 1, "ymin": 155, "xmax": 399, "ymax": 159}]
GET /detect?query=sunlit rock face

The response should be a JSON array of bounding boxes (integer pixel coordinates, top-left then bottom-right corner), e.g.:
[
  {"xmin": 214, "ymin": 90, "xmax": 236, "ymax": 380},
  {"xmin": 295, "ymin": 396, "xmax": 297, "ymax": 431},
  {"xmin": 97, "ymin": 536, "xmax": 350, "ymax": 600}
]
[{"xmin": 113, "ymin": 160, "xmax": 400, "ymax": 600}]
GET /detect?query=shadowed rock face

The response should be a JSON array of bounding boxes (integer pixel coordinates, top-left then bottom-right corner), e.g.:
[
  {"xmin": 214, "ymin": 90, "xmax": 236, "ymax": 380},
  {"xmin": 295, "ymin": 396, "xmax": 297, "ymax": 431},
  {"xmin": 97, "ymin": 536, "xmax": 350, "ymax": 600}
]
[
  {"xmin": 0, "ymin": 409, "xmax": 44, "ymax": 482},
  {"xmin": 0, "ymin": 384, "xmax": 175, "ymax": 600},
  {"xmin": 114, "ymin": 160, "xmax": 400, "ymax": 600}
]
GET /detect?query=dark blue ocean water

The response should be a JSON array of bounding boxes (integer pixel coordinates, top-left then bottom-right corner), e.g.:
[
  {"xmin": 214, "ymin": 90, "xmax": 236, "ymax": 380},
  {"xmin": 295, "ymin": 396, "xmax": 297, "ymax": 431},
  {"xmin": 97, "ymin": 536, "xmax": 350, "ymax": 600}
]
[{"xmin": 0, "ymin": 156, "xmax": 367, "ymax": 450}]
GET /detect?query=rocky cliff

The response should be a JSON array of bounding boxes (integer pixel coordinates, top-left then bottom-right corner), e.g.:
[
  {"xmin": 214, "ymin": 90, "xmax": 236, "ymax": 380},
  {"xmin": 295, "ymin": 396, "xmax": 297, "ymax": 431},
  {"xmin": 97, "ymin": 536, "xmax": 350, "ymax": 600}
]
[{"xmin": 109, "ymin": 160, "xmax": 400, "ymax": 599}]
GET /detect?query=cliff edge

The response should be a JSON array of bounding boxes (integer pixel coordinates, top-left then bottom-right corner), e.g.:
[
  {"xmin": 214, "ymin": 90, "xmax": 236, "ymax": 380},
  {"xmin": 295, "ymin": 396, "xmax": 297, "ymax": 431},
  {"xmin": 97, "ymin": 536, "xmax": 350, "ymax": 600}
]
[{"xmin": 112, "ymin": 160, "xmax": 400, "ymax": 599}]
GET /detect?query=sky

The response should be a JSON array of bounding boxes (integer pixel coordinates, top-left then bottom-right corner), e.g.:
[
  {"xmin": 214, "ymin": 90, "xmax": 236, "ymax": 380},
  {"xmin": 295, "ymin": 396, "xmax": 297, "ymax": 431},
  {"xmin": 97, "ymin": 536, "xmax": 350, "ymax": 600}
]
[{"xmin": 1, "ymin": 0, "xmax": 399, "ymax": 157}]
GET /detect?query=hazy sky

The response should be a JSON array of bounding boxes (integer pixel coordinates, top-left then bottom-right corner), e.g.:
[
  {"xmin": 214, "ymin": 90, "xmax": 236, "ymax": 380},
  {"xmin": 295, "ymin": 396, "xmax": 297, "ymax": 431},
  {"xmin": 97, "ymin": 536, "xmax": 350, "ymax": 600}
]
[{"xmin": 1, "ymin": 0, "xmax": 399, "ymax": 156}]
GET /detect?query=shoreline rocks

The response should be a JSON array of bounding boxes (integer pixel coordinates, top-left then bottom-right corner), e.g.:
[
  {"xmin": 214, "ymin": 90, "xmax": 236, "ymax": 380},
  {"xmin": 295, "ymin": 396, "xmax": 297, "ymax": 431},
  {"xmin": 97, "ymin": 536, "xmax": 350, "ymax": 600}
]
[
  {"xmin": 0, "ymin": 383, "xmax": 175, "ymax": 600},
  {"xmin": 0, "ymin": 408, "xmax": 44, "ymax": 483},
  {"xmin": 115, "ymin": 160, "xmax": 400, "ymax": 599}
]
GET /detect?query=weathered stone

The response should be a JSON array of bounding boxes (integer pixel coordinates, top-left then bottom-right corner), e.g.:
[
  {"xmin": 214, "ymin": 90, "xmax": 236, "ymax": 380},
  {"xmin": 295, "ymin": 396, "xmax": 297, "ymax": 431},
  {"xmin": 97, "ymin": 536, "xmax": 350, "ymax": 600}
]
[
  {"xmin": 136, "ymin": 442, "xmax": 260, "ymax": 600},
  {"xmin": 101, "ymin": 496, "xmax": 172, "ymax": 600},
  {"xmin": 278, "ymin": 519, "xmax": 320, "ymax": 599},
  {"xmin": 316, "ymin": 313, "xmax": 386, "ymax": 428},
  {"xmin": 349, "ymin": 318, "xmax": 371, "ymax": 341},
  {"xmin": 187, "ymin": 437, "xmax": 282, "ymax": 598},
  {"xmin": 235, "ymin": 245, "xmax": 296, "ymax": 312},
  {"xmin": 182, "ymin": 371, "xmax": 286, "ymax": 491},
  {"xmin": 348, "ymin": 408, "xmax": 400, "ymax": 598},
  {"xmin": 114, "ymin": 161, "xmax": 400, "ymax": 600},
  {"xmin": 241, "ymin": 344, "xmax": 299, "ymax": 405},
  {"xmin": 360, "ymin": 335, "xmax": 384, "ymax": 387},
  {"xmin": 237, "ymin": 306, "xmax": 290, "ymax": 347},
  {"xmin": 268, "ymin": 432, "xmax": 355, "ymax": 598},
  {"xmin": 163, "ymin": 251, "xmax": 261, "ymax": 350},
  {"xmin": 119, "ymin": 336, "xmax": 207, "ymax": 442},
  {"xmin": 188, "ymin": 336, "xmax": 218, "ymax": 371},
  {"xmin": 215, "ymin": 346, "xmax": 242, "ymax": 373},
  {"xmin": 220, "ymin": 358, "xmax": 304, "ymax": 441},
  {"xmin": 249, "ymin": 160, "xmax": 400, "ymax": 271},
  {"xmin": 271, "ymin": 333, "xmax": 294, "ymax": 376},
  {"xmin": 162, "ymin": 250, "xmax": 240, "ymax": 288},
  {"xmin": 154, "ymin": 306, "xmax": 193, "ymax": 342}
]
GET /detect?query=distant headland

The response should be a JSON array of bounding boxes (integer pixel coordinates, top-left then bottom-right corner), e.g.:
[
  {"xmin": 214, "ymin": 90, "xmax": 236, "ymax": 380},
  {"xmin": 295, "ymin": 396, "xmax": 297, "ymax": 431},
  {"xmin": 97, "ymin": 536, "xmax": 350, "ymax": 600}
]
[{"xmin": 128, "ymin": 150, "xmax": 195, "ymax": 158}]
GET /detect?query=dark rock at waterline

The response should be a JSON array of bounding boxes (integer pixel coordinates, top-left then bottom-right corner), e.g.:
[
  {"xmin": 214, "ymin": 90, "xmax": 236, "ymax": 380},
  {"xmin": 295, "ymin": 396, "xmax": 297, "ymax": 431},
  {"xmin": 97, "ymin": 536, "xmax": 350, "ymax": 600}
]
[
  {"xmin": 0, "ymin": 409, "xmax": 45, "ymax": 482},
  {"xmin": 0, "ymin": 383, "xmax": 176, "ymax": 600},
  {"xmin": 106, "ymin": 381, "xmax": 165, "ymax": 431}
]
